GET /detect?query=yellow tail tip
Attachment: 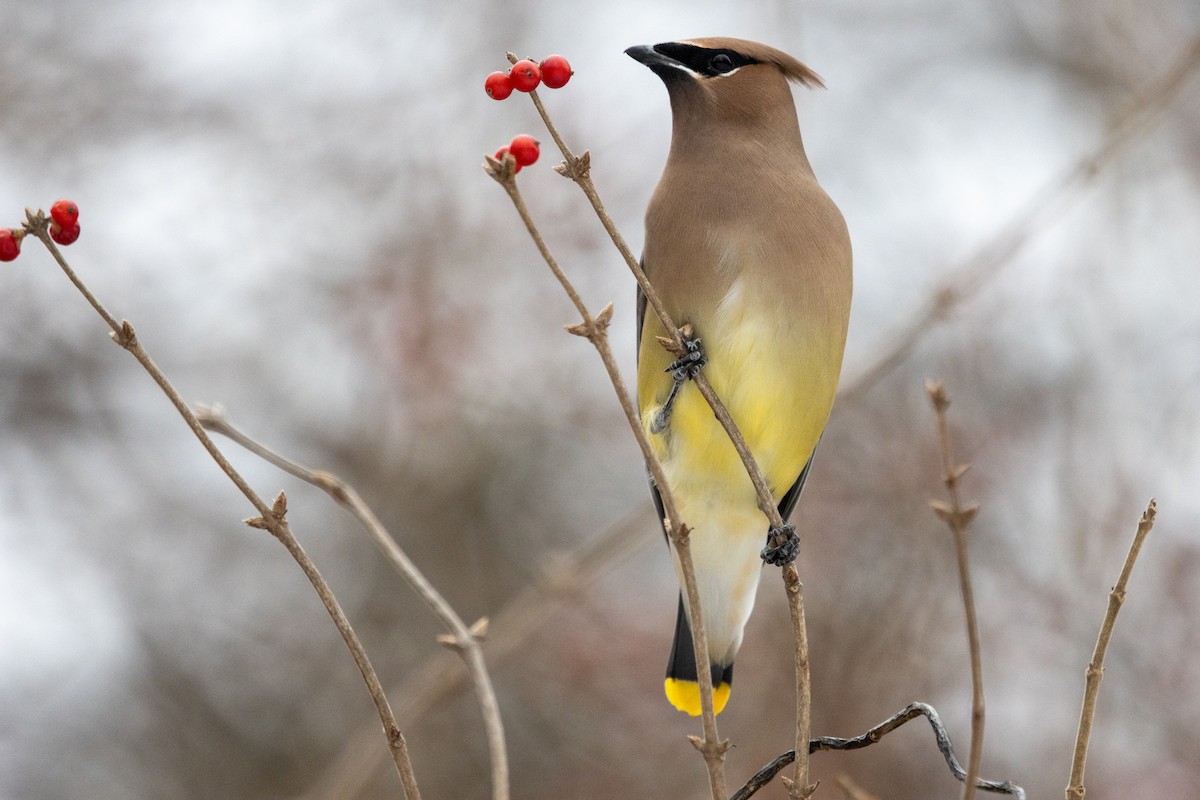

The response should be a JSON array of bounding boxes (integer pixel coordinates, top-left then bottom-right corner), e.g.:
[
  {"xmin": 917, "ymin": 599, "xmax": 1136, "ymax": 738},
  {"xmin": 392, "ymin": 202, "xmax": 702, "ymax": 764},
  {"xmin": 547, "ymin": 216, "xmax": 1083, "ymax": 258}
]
[{"xmin": 664, "ymin": 677, "xmax": 732, "ymax": 716}]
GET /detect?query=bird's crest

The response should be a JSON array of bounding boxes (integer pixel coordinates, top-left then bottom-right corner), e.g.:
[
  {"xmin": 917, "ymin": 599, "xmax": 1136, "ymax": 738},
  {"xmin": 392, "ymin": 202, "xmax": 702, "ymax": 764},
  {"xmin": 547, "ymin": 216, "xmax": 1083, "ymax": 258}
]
[{"xmin": 683, "ymin": 37, "xmax": 825, "ymax": 88}]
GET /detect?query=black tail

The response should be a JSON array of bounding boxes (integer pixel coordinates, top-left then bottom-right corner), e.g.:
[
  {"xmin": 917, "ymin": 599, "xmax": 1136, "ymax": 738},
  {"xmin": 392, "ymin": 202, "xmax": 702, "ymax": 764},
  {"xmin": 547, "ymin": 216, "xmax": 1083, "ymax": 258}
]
[{"xmin": 664, "ymin": 596, "xmax": 734, "ymax": 715}]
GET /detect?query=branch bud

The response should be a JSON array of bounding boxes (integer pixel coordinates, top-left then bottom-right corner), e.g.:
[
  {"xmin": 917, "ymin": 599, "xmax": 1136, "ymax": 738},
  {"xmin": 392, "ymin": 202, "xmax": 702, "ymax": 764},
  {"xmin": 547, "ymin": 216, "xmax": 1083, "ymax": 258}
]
[
  {"xmin": 929, "ymin": 499, "xmax": 979, "ymax": 529},
  {"xmin": 436, "ymin": 633, "xmax": 463, "ymax": 651},
  {"xmin": 924, "ymin": 379, "xmax": 950, "ymax": 411},
  {"xmin": 553, "ymin": 150, "xmax": 592, "ymax": 181},
  {"xmin": 272, "ymin": 491, "xmax": 288, "ymax": 519},
  {"xmin": 110, "ymin": 320, "xmax": 137, "ymax": 349},
  {"xmin": 594, "ymin": 301, "xmax": 614, "ymax": 331}
]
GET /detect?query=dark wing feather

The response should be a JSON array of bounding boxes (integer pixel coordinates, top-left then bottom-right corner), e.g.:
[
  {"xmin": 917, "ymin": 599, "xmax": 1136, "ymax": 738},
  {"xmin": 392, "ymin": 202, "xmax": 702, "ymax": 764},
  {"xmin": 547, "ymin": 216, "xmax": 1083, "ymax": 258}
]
[
  {"xmin": 637, "ymin": 277, "xmax": 671, "ymax": 542},
  {"xmin": 636, "ymin": 280, "xmax": 648, "ymax": 357},
  {"xmin": 776, "ymin": 446, "xmax": 818, "ymax": 523}
]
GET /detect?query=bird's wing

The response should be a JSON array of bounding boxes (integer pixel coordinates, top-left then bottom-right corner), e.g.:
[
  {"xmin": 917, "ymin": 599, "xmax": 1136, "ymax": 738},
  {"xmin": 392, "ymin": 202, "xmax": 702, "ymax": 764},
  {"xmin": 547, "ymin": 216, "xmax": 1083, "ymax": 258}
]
[
  {"xmin": 636, "ymin": 279, "xmax": 648, "ymax": 358},
  {"xmin": 776, "ymin": 447, "xmax": 817, "ymax": 523},
  {"xmin": 636, "ymin": 279, "xmax": 671, "ymax": 540}
]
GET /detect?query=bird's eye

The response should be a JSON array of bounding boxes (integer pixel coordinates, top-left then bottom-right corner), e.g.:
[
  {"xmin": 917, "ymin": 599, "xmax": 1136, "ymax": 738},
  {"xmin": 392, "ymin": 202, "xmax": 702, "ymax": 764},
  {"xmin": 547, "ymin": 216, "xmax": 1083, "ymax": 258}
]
[{"xmin": 710, "ymin": 53, "xmax": 735, "ymax": 73}]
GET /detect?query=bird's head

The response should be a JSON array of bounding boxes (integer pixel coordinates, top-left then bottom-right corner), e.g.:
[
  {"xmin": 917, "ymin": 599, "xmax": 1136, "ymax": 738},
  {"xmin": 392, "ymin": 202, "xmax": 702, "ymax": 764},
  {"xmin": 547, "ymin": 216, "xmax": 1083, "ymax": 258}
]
[{"xmin": 626, "ymin": 38, "xmax": 822, "ymax": 137}]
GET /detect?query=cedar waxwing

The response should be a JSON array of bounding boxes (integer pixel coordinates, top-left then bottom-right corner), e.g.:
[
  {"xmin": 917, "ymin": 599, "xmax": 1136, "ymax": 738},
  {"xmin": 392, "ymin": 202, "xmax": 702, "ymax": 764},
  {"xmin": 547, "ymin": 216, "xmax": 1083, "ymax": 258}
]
[{"xmin": 626, "ymin": 38, "xmax": 852, "ymax": 716}]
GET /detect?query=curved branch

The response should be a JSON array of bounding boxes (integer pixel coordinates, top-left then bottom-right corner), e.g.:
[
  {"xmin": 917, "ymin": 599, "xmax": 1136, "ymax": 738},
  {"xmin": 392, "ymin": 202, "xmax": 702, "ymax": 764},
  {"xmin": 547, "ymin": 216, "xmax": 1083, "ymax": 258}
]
[{"xmin": 729, "ymin": 703, "xmax": 1027, "ymax": 800}]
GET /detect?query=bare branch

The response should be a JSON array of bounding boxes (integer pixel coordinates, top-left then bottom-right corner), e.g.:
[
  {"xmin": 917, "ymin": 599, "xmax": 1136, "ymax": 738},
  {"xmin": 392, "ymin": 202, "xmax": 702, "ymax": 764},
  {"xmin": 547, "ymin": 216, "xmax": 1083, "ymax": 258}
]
[
  {"xmin": 197, "ymin": 405, "xmax": 511, "ymax": 800},
  {"xmin": 729, "ymin": 703, "xmax": 1026, "ymax": 800},
  {"xmin": 781, "ymin": 564, "xmax": 816, "ymax": 798},
  {"xmin": 925, "ymin": 381, "xmax": 986, "ymax": 800},
  {"xmin": 1066, "ymin": 499, "xmax": 1158, "ymax": 800},
  {"xmin": 22, "ymin": 212, "xmax": 423, "ymax": 800}
]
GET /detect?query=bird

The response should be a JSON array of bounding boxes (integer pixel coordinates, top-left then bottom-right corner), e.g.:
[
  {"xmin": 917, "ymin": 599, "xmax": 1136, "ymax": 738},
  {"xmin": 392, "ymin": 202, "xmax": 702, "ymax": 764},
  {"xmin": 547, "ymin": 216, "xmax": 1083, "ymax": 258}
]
[{"xmin": 625, "ymin": 38, "xmax": 852, "ymax": 716}]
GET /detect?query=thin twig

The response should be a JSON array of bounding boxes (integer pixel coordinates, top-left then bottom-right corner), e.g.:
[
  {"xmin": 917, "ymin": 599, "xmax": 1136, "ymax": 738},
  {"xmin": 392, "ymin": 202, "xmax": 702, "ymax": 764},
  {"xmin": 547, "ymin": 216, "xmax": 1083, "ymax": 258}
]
[
  {"xmin": 781, "ymin": 564, "xmax": 815, "ymax": 798},
  {"xmin": 728, "ymin": 703, "xmax": 1027, "ymax": 800},
  {"xmin": 925, "ymin": 381, "xmax": 985, "ymax": 800},
  {"xmin": 486, "ymin": 150, "xmax": 729, "ymax": 797},
  {"xmin": 22, "ymin": 210, "xmax": 423, "ymax": 800},
  {"xmin": 839, "ymin": 35, "xmax": 1200, "ymax": 400},
  {"xmin": 197, "ymin": 405, "xmax": 510, "ymax": 800},
  {"xmin": 1066, "ymin": 499, "xmax": 1157, "ymax": 800},
  {"xmin": 516, "ymin": 64, "xmax": 814, "ymax": 795}
]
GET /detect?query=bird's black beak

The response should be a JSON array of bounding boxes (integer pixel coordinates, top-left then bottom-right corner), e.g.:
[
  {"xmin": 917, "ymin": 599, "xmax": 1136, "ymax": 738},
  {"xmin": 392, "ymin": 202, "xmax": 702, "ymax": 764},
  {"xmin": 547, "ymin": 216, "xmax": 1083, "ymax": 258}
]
[
  {"xmin": 625, "ymin": 44, "xmax": 676, "ymax": 71},
  {"xmin": 626, "ymin": 43, "xmax": 689, "ymax": 85}
]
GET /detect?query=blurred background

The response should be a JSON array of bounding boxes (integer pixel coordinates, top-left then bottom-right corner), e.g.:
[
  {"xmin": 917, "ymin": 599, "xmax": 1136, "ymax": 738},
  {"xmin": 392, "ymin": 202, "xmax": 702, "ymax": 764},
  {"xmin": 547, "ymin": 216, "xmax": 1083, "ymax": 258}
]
[{"xmin": 2, "ymin": 1, "xmax": 1199, "ymax": 798}]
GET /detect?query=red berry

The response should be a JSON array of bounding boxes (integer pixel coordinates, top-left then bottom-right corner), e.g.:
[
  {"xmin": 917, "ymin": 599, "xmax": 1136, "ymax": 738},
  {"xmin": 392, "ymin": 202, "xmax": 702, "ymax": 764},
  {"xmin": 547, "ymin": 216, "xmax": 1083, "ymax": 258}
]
[
  {"xmin": 509, "ymin": 59, "xmax": 541, "ymax": 92},
  {"xmin": 485, "ymin": 71, "xmax": 513, "ymax": 100},
  {"xmin": 508, "ymin": 134, "xmax": 540, "ymax": 167},
  {"xmin": 494, "ymin": 146, "xmax": 521, "ymax": 174},
  {"xmin": 50, "ymin": 221, "xmax": 81, "ymax": 246},
  {"xmin": 0, "ymin": 228, "xmax": 21, "ymax": 262},
  {"xmin": 50, "ymin": 199, "xmax": 79, "ymax": 228},
  {"xmin": 540, "ymin": 55, "xmax": 573, "ymax": 89}
]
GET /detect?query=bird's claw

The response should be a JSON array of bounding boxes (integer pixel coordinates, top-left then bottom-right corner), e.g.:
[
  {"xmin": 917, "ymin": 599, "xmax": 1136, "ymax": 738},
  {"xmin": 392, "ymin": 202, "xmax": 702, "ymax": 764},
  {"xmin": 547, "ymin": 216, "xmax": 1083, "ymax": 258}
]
[
  {"xmin": 666, "ymin": 336, "xmax": 707, "ymax": 381},
  {"xmin": 651, "ymin": 334, "xmax": 707, "ymax": 434},
  {"xmin": 761, "ymin": 523, "xmax": 799, "ymax": 565}
]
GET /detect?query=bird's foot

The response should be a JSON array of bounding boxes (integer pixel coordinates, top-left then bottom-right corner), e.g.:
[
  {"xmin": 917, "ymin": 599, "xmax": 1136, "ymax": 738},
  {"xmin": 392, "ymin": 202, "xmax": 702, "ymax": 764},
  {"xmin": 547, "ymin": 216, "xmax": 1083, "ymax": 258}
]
[
  {"xmin": 650, "ymin": 334, "xmax": 707, "ymax": 434},
  {"xmin": 761, "ymin": 523, "xmax": 799, "ymax": 565},
  {"xmin": 666, "ymin": 334, "xmax": 708, "ymax": 382}
]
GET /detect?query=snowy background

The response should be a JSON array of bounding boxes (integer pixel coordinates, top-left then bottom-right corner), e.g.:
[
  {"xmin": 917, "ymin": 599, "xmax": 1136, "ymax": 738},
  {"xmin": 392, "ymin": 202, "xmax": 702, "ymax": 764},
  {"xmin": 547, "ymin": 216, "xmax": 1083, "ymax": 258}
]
[{"xmin": 2, "ymin": 1, "xmax": 1199, "ymax": 798}]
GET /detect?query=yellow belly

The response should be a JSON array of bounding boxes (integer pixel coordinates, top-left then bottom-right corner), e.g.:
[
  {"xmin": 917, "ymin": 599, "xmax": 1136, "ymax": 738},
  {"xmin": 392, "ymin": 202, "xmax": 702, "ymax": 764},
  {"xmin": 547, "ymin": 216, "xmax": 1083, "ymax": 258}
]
[
  {"xmin": 639, "ymin": 299, "xmax": 840, "ymax": 504},
  {"xmin": 638, "ymin": 283, "xmax": 844, "ymax": 669}
]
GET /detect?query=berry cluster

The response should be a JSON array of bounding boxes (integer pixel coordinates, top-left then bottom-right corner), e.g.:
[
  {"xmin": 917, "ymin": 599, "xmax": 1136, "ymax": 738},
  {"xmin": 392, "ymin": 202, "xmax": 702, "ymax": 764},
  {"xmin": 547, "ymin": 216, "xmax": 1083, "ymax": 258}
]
[
  {"xmin": 0, "ymin": 199, "xmax": 81, "ymax": 262},
  {"xmin": 494, "ymin": 134, "xmax": 540, "ymax": 174},
  {"xmin": 50, "ymin": 200, "xmax": 81, "ymax": 246},
  {"xmin": 484, "ymin": 53, "xmax": 571, "ymax": 177},
  {"xmin": 485, "ymin": 54, "xmax": 572, "ymax": 100}
]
